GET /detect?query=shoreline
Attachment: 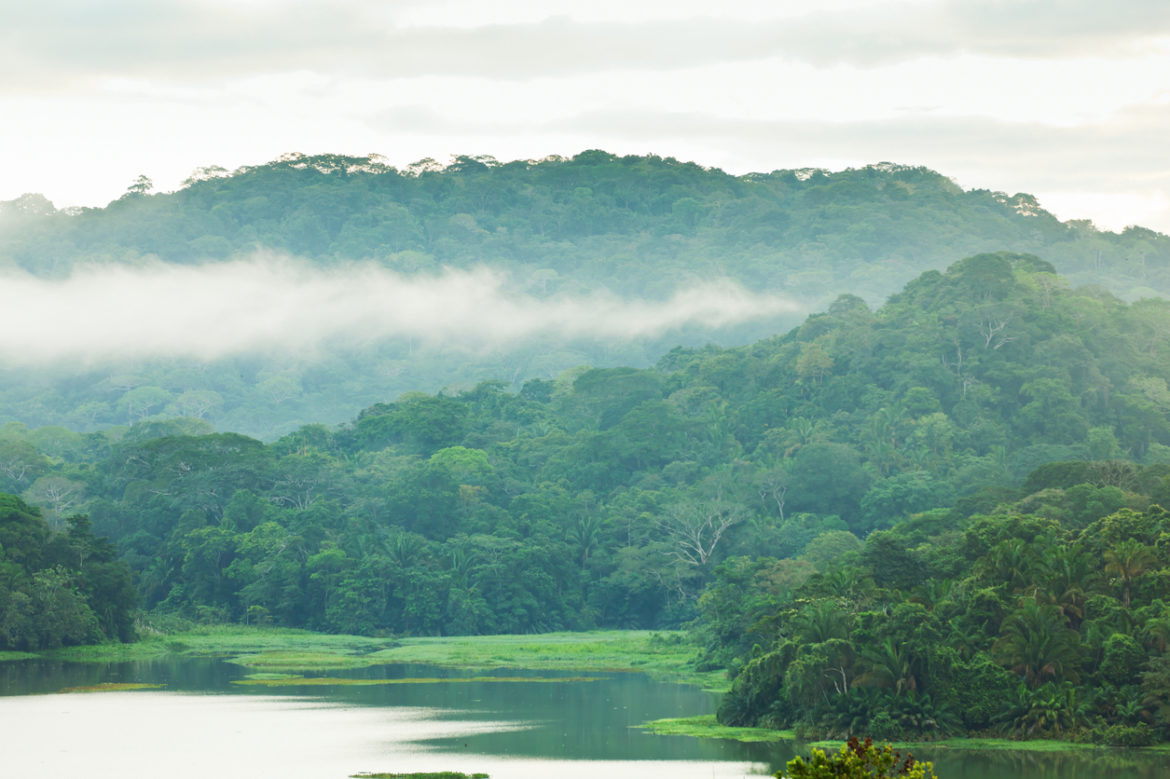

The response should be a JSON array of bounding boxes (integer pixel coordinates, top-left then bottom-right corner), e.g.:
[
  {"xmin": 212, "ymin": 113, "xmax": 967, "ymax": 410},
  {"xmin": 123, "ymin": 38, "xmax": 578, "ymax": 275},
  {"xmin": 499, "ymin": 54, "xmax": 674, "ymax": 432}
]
[{"xmin": 11, "ymin": 625, "xmax": 1170, "ymax": 753}]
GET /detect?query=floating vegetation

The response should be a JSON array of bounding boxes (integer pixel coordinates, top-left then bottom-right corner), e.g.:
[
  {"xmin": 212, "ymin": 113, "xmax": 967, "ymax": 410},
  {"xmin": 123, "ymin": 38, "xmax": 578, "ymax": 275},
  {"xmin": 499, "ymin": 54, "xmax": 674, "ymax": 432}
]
[
  {"xmin": 351, "ymin": 773, "xmax": 488, "ymax": 779},
  {"xmin": 233, "ymin": 675, "xmax": 598, "ymax": 687},
  {"xmin": 241, "ymin": 672, "xmax": 301, "ymax": 680},
  {"xmin": 637, "ymin": 714, "xmax": 794, "ymax": 742},
  {"xmin": 59, "ymin": 683, "xmax": 164, "ymax": 693},
  {"xmin": 227, "ymin": 650, "xmax": 390, "ymax": 671},
  {"xmin": 367, "ymin": 630, "xmax": 724, "ymax": 690}
]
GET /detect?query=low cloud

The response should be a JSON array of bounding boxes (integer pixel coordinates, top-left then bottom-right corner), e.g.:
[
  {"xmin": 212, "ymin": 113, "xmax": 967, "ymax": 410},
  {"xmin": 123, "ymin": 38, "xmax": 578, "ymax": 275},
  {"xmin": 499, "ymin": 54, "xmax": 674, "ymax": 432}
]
[{"xmin": 0, "ymin": 255, "xmax": 800, "ymax": 366}]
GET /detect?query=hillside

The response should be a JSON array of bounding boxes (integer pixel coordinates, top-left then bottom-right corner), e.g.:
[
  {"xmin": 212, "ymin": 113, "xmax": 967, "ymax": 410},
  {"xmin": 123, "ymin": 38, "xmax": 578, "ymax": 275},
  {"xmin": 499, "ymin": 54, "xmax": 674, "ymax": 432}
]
[
  {"xmin": 0, "ymin": 152, "xmax": 1167, "ymax": 440},
  {"xmin": 3, "ymin": 153, "xmax": 1167, "ymax": 301},
  {"xmin": 9, "ymin": 253, "xmax": 1170, "ymax": 742},
  {"xmin": 2, "ymin": 253, "xmax": 1168, "ymax": 636}
]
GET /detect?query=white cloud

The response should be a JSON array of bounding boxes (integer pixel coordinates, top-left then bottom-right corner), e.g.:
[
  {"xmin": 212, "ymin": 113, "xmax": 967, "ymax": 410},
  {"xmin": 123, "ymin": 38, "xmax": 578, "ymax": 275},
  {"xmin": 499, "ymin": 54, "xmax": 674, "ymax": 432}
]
[
  {"xmin": 0, "ymin": 255, "xmax": 800, "ymax": 366},
  {"xmin": 1, "ymin": 0, "xmax": 1167, "ymax": 235}
]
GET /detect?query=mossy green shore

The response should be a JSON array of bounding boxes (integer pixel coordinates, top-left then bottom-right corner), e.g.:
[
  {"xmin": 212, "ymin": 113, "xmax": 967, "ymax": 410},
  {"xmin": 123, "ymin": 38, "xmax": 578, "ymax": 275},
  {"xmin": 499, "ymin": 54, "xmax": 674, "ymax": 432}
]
[
  {"xmin": 20, "ymin": 626, "xmax": 1170, "ymax": 753},
  {"xmin": 24, "ymin": 626, "xmax": 726, "ymax": 689},
  {"xmin": 639, "ymin": 715, "xmax": 1170, "ymax": 754}
]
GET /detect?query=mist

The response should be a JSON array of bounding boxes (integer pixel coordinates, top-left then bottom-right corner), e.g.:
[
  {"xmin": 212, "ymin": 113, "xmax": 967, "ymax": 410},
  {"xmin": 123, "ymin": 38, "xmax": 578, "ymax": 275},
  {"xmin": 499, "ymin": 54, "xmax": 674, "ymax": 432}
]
[{"xmin": 0, "ymin": 254, "xmax": 800, "ymax": 367}]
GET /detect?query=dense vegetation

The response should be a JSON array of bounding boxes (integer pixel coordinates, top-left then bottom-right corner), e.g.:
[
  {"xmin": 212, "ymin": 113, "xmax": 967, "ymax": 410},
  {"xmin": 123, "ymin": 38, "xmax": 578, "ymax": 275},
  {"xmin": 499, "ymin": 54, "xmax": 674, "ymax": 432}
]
[
  {"xmin": 0, "ymin": 152, "xmax": 1166, "ymax": 439},
  {"xmin": 783, "ymin": 738, "xmax": 936, "ymax": 779},
  {"xmin": 4, "ymin": 152, "xmax": 1166, "ymax": 300},
  {"xmin": 6, "ymin": 253, "xmax": 1170, "ymax": 749},
  {"xmin": 0, "ymin": 495, "xmax": 135, "ymax": 650}
]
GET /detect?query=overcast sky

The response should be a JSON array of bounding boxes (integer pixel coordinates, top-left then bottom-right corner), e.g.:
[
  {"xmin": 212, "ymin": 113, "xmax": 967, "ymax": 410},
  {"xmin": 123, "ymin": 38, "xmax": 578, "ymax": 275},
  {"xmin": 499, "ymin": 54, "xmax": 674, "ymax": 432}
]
[{"xmin": 2, "ymin": 0, "xmax": 1168, "ymax": 233}]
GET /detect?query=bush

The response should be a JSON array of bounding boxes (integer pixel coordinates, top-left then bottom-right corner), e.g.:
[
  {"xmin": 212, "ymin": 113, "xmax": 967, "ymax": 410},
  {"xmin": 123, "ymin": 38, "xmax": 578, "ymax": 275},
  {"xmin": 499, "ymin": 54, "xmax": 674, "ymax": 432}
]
[
  {"xmin": 779, "ymin": 737, "xmax": 938, "ymax": 778},
  {"xmin": 1091, "ymin": 723, "xmax": 1154, "ymax": 747}
]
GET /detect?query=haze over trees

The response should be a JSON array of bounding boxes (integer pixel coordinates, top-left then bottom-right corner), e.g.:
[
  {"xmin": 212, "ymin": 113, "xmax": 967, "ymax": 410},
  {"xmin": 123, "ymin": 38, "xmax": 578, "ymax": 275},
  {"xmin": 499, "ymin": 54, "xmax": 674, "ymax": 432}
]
[{"xmin": 0, "ymin": 152, "xmax": 1165, "ymax": 440}]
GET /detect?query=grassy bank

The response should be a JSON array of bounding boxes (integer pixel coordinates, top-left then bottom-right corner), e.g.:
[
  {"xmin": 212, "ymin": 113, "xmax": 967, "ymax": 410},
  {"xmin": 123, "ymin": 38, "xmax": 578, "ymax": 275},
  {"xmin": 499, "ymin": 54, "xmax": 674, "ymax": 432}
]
[
  {"xmin": 638, "ymin": 714, "xmax": 794, "ymax": 742},
  {"xmin": 23, "ymin": 626, "xmax": 725, "ymax": 689},
  {"xmin": 38, "ymin": 626, "xmax": 393, "ymax": 667},
  {"xmin": 642, "ymin": 715, "xmax": 1170, "ymax": 754},
  {"xmin": 370, "ymin": 631, "xmax": 727, "ymax": 689}
]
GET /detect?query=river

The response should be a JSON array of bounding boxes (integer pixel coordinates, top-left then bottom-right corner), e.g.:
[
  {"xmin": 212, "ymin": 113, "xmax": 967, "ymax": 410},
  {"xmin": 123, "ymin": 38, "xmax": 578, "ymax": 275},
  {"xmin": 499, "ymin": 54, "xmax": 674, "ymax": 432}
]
[{"xmin": 0, "ymin": 657, "xmax": 1165, "ymax": 778}]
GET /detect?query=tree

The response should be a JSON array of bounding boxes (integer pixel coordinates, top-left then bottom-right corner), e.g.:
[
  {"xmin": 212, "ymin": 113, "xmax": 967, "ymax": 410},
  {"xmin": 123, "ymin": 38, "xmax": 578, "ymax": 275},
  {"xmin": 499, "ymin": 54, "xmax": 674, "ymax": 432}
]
[
  {"xmin": 1103, "ymin": 538, "xmax": 1157, "ymax": 608},
  {"xmin": 124, "ymin": 174, "xmax": 154, "ymax": 196},
  {"xmin": 993, "ymin": 597, "xmax": 1082, "ymax": 688},
  {"xmin": 656, "ymin": 498, "xmax": 745, "ymax": 567}
]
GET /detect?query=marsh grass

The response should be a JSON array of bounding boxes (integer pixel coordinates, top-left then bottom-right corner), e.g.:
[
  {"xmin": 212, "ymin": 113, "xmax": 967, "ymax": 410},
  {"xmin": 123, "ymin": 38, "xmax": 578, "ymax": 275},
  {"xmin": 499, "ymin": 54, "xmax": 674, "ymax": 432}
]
[
  {"xmin": 0, "ymin": 650, "xmax": 38, "ymax": 662},
  {"xmin": 351, "ymin": 773, "xmax": 488, "ymax": 779},
  {"xmin": 227, "ymin": 650, "xmax": 390, "ymax": 671},
  {"xmin": 798, "ymin": 736, "xmax": 1170, "ymax": 754},
  {"xmin": 232, "ymin": 675, "xmax": 598, "ymax": 687},
  {"xmin": 46, "ymin": 626, "xmax": 396, "ymax": 668},
  {"xmin": 641, "ymin": 717, "xmax": 1170, "ymax": 754},
  {"xmin": 638, "ymin": 715, "xmax": 794, "ymax": 742},
  {"xmin": 368, "ymin": 630, "xmax": 724, "ymax": 689},
  {"xmin": 33, "ymin": 626, "xmax": 722, "ymax": 685},
  {"xmin": 59, "ymin": 682, "xmax": 164, "ymax": 693}
]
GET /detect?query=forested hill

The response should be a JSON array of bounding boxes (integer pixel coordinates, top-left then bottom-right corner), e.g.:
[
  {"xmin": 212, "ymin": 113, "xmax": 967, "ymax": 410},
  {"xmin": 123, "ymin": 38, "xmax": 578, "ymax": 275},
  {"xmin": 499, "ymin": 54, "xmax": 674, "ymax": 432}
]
[
  {"xmin": 2, "ymin": 152, "xmax": 1167, "ymax": 302},
  {"xmin": 3, "ymin": 253, "xmax": 1170, "ymax": 646},
  {"xmin": 1, "ymin": 152, "xmax": 1167, "ymax": 440}
]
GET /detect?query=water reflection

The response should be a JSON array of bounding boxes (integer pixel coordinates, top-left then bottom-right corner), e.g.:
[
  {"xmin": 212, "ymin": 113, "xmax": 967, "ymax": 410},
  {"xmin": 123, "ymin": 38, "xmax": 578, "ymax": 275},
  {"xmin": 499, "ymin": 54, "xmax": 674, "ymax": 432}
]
[{"xmin": 925, "ymin": 747, "xmax": 1170, "ymax": 779}]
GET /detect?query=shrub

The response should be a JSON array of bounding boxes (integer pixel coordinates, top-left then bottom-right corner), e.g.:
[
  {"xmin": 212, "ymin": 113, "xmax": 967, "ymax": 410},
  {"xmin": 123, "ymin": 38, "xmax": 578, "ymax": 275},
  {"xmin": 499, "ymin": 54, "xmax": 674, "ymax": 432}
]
[{"xmin": 779, "ymin": 737, "xmax": 938, "ymax": 779}]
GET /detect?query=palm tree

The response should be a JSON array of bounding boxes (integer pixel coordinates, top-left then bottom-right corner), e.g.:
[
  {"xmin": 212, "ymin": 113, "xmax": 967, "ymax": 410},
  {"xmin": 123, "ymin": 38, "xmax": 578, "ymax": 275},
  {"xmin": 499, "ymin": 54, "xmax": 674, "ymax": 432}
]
[
  {"xmin": 1104, "ymin": 539, "xmax": 1157, "ymax": 608},
  {"xmin": 1142, "ymin": 611, "xmax": 1170, "ymax": 653},
  {"xmin": 979, "ymin": 537, "xmax": 1037, "ymax": 593},
  {"xmin": 853, "ymin": 636, "xmax": 920, "ymax": 697},
  {"xmin": 1036, "ymin": 545, "xmax": 1094, "ymax": 629},
  {"xmin": 793, "ymin": 599, "xmax": 852, "ymax": 644},
  {"xmin": 993, "ymin": 597, "xmax": 1083, "ymax": 688}
]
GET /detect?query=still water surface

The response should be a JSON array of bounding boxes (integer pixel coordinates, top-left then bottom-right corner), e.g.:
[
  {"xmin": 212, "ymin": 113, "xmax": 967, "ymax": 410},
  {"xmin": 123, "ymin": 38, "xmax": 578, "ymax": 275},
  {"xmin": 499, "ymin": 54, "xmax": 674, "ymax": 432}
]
[{"xmin": 0, "ymin": 657, "xmax": 1166, "ymax": 779}]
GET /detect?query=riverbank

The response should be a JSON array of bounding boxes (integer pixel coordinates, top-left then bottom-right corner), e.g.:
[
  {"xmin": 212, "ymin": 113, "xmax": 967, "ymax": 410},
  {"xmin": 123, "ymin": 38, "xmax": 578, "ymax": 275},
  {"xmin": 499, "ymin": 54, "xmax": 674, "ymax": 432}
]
[
  {"xmin": 20, "ymin": 627, "xmax": 1170, "ymax": 754},
  {"xmin": 12, "ymin": 626, "xmax": 727, "ymax": 690},
  {"xmin": 640, "ymin": 714, "xmax": 1170, "ymax": 754}
]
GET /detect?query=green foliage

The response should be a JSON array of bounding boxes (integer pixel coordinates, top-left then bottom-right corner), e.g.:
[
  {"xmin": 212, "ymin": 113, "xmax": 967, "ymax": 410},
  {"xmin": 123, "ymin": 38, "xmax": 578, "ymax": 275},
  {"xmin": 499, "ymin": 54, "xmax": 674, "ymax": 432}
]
[
  {"xmin": 4, "ymin": 251, "xmax": 1170, "ymax": 749},
  {"xmin": 1, "ymin": 155, "xmax": 1169, "ymax": 440},
  {"xmin": 714, "ymin": 500, "xmax": 1170, "ymax": 742},
  {"xmin": 0, "ymin": 495, "xmax": 135, "ymax": 649},
  {"xmin": 780, "ymin": 737, "xmax": 937, "ymax": 779},
  {"xmin": 1091, "ymin": 723, "xmax": 1155, "ymax": 747},
  {"xmin": 351, "ymin": 767, "xmax": 489, "ymax": 771}
]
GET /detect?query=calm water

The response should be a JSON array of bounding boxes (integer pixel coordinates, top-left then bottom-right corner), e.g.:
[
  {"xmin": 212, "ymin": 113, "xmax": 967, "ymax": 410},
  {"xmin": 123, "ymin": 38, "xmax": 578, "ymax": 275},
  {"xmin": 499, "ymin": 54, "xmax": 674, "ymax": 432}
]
[{"xmin": 0, "ymin": 657, "xmax": 1166, "ymax": 779}]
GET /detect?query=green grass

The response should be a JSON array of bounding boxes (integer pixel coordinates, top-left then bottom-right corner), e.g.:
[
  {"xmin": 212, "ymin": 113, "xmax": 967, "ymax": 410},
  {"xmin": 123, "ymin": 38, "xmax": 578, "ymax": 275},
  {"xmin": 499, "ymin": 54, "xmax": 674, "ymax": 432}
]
[
  {"xmin": 799, "ymin": 735, "xmax": 1170, "ymax": 754},
  {"xmin": 33, "ymin": 626, "xmax": 723, "ymax": 685},
  {"xmin": 638, "ymin": 714, "xmax": 795, "ymax": 742},
  {"xmin": 351, "ymin": 773, "xmax": 488, "ymax": 779},
  {"xmin": 233, "ymin": 675, "xmax": 598, "ymax": 687},
  {"xmin": 0, "ymin": 650, "xmax": 39, "ymax": 662},
  {"xmin": 45, "ymin": 626, "xmax": 397, "ymax": 669},
  {"xmin": 640, "ymin": 717, "xmax": 1170, "ymax": 754},
  {"xmin": 59, "ymin": 682, "xmax": 165, "ymax": 693},
  {"xmin": 366, "ymin": 630, "xmax": 726, "ymax": 689},
  {"xmin": 226, "ymin": 650, "xmax": 393, "ymax": 671}
]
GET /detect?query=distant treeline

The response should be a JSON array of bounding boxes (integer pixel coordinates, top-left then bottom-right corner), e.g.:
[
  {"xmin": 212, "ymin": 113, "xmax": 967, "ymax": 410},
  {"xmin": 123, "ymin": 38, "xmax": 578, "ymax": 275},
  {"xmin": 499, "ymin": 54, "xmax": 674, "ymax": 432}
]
[{"xmin": 3, "ymin": 152, "xmax": 1166, "ymax": 301}]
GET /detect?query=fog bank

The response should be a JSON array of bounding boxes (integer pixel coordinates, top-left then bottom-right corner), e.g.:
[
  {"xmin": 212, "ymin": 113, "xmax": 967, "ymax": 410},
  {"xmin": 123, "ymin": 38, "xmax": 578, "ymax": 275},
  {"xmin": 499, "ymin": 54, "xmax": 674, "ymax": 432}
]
[{"xmin": 0, "ymin": 255, "xmax": 800, "ymax": 366}]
